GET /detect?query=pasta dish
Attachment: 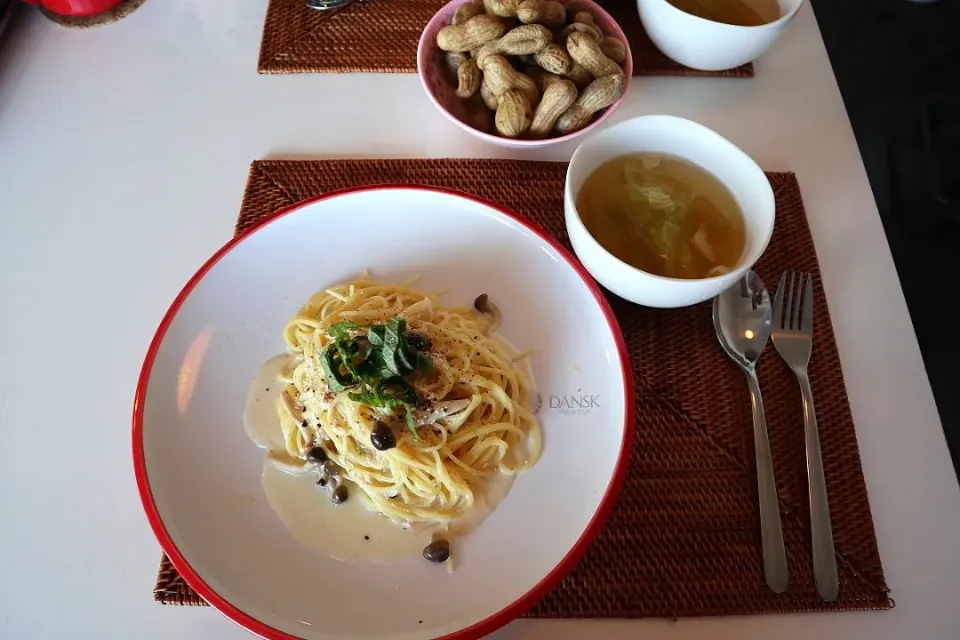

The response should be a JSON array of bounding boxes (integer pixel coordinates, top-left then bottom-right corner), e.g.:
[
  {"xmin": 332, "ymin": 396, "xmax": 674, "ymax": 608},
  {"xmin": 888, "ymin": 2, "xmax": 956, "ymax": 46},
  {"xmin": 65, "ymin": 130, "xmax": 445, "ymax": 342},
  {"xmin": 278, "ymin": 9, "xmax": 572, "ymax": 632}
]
[{"xmin": 260, "ymin": 275, "xmax": 540, "ymax": 565}]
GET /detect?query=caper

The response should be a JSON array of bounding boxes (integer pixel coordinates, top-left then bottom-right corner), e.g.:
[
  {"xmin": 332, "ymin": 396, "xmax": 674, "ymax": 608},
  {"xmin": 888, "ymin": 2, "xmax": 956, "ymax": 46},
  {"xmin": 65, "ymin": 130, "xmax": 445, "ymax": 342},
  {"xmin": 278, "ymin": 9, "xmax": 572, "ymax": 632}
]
[
  {"xmin": 307, "ymin": 446, "xmax": 327, "ymax": 464},
  {"xmin": 371, "ymin": 420, "xmax": 396, "ymax": 451},
  {"xmin": 473, "ymin": 293, "xmax": 489, "ymax": 313},
  {"xmin": 331, "ymin": 485, "xmax": 348, "ymax": 504},
  {"xmin": 422, "ymin": 538, "xmax": 451, "ymax": 563}
]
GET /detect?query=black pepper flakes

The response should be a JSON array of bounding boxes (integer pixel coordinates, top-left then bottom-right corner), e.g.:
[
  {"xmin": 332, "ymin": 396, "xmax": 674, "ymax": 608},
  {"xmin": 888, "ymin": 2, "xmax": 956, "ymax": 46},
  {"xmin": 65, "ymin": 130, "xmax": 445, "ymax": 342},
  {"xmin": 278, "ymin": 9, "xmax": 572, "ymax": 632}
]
[{"xmin": 364, "ymin": 535, "xmax": 370, "ymax": 541}]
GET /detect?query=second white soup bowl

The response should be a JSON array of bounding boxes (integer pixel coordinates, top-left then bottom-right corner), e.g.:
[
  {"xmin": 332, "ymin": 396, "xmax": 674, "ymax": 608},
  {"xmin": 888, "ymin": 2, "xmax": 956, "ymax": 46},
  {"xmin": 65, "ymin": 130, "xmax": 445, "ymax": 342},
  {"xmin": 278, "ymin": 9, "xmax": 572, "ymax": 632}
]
[
  {"xmin": 565, "ymin": 115, "xmax": 775, "ymax": 309},
  {"xmin": 637, "ymin": 0, "xmax": 804, "ymax": 71}
]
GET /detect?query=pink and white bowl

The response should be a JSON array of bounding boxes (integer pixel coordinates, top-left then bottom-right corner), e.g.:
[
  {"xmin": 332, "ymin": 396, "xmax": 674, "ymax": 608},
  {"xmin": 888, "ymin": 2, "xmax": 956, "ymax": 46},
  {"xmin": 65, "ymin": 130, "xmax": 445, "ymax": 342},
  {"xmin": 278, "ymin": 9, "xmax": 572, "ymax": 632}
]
[{"xmin": 417, "ymin": 0, "xmax": 633, "ymax": 149}]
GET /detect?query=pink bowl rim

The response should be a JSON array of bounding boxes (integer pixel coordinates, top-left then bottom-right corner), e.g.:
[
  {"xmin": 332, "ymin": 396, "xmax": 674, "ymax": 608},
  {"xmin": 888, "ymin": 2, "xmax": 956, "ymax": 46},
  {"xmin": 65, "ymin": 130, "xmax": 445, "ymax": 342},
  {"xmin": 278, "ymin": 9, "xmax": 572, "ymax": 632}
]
[{"xmin": 416, "ymin": 0, "xmax": 634, "ymax": 147}]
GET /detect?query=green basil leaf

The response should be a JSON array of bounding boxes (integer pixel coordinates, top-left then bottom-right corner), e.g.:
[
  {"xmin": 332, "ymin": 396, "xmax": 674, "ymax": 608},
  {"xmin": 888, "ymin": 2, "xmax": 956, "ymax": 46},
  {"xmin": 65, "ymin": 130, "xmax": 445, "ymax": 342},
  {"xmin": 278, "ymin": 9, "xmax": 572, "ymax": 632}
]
[
  {"xmin": 367, "ymin": 325, "xmax": 385, "ymax": 347},
  {"xmin": 321, "ymin": 344, "xmax": 355, "ymax": 392},
  {"xmin": 383, "ymin": 318, "xmax": 402, "ymax": 353},
  {"xmin": 348, "ymin": 389, "xmax": 372, "ymax": 405},
  {"xmin": 335, "ymin": 340, "xmax": 361, "ymax": 380},
  {"xmin": 403, "ymin": 408, "xmax": 419, "ymax": 439},
  {"xmin": 328, "ymin": 317, "xmax": 428, "ymax": 411},
  {"xmin": 418, "ymin": 356, "xmax": 433, "ymax": 376},
  {"xmin": 395, "ymin": 342, "xmax": 416, "ymax": 374},
  {"xmin": 327, "ymin": 322, "xmax": 370, "ymax": 341},
  {"xmin": 354, "ymin": 350, "xmax": 382, "ymax": 382}
]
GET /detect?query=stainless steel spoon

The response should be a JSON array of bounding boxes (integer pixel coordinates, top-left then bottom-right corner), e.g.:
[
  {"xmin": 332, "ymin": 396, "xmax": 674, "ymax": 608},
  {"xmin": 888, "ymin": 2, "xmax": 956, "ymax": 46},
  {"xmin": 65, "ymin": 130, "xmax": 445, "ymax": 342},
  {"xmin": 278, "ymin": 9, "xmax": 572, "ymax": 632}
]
[{"xmin": 713, "ymin": 270, "xmax": 789, "ymax": 594}]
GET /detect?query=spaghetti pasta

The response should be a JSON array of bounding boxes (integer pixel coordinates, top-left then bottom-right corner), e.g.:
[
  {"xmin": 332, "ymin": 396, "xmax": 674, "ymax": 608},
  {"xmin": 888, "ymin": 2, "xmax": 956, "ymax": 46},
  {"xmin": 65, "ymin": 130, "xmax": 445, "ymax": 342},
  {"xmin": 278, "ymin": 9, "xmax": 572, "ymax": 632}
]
[{"xmin": 272, "ymin": 275, "xmax": 541, "ymax": 532}]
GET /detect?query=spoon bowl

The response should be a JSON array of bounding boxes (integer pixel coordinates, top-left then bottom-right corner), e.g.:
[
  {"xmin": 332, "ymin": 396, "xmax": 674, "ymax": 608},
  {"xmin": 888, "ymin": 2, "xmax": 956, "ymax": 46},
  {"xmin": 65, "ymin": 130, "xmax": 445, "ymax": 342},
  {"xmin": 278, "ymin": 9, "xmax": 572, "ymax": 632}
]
[{"xmin": 714, "ymin": 271, "xmax": 773, "ymax": 368}]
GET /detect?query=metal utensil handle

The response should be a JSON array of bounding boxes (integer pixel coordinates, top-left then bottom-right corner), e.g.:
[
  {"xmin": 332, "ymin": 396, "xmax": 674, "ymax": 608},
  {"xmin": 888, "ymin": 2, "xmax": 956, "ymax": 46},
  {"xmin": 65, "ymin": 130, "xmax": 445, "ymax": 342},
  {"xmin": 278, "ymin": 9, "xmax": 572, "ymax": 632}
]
[
  {"xmin": 799, "ymin": 372, "xmax": 839, "ymax": 601},
  {"xmin": 746, "ymin": 369, "xmax": 790, "ymax": 593}
]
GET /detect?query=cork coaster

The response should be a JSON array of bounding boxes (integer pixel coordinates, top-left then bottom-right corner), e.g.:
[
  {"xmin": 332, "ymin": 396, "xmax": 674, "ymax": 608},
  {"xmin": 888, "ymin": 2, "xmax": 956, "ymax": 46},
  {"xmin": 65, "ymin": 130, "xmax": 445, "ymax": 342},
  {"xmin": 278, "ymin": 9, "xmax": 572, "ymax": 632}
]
[{"xmin": 154, "ymin": 159, "xmax": 889, "ymax": 618}]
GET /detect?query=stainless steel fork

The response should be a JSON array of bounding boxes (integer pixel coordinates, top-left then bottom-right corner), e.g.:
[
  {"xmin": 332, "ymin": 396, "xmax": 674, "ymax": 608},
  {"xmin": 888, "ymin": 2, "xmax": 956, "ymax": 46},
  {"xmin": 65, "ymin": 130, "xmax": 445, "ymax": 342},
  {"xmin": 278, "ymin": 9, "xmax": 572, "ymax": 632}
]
[{"xmin": 772, "ymin": 272, "xmax": 839, "ymax": 602}]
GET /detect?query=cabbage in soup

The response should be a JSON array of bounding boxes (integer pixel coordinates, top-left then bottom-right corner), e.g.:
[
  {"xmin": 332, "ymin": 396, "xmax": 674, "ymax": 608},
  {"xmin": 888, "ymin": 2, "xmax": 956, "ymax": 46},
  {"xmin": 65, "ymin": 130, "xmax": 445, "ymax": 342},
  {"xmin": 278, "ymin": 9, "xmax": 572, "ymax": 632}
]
[{"xmin": 575, "ymin": 153, "xmax": 746, "ymax": 280}]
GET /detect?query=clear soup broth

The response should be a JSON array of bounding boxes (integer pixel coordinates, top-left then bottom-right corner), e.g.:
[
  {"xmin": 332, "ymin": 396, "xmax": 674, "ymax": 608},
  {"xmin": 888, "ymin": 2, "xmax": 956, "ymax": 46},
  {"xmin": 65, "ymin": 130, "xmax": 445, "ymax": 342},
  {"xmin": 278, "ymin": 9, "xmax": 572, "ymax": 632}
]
[
  {"xmin": 575, "ymin": 153, "xmax": 746, "ymax": 280},
  {"xmin": 666, "ymin": 0, "xmax": 781, "ymax": 27}
]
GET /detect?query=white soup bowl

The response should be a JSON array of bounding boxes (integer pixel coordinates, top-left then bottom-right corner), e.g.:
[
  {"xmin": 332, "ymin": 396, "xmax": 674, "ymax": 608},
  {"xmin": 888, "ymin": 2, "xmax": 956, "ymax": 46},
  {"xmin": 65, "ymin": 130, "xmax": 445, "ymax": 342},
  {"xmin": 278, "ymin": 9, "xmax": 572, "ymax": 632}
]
[
  {"xmin": 565, "ymin": 115, "xmax": 775, "ymax": 309},
  {"xmin": 637, "ymin": 0, "xmax": 804, "ymax": 71}
]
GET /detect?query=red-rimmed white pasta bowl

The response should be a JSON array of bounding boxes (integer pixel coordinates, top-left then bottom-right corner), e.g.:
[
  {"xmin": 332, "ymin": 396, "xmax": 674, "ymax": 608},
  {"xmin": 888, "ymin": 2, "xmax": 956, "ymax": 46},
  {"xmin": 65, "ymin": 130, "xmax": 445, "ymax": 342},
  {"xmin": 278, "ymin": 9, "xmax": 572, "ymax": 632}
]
[{"xmin": 134, "ymin": 185, "xmax": 634, "ymax": 640}]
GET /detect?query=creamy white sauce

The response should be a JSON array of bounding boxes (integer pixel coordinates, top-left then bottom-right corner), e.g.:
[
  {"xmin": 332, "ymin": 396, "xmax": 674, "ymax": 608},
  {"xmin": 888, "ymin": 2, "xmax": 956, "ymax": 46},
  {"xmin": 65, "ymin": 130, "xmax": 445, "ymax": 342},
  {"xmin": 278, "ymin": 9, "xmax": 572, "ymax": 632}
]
[
  {"xmin": 243, "ymin": 354, "xmax": 288, "ymax": 452},
  {"xmin": 261, "ymin": 460, "xmax": 431, "ymax": 562},
  {"xmin": 243, "ymin": 326, "xmax": 534, "ymax": 564},
  {"xmin": 446, "ymin": 470, "xmax": 515, "ymax": 539}
]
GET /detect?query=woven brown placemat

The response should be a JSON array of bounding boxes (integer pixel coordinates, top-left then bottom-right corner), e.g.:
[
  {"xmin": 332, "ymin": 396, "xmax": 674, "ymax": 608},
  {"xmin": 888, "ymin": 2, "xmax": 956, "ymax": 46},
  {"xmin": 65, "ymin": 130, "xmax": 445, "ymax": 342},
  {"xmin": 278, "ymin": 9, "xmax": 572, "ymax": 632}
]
[
  {"xmin": 155, "ymin": 159, "xmax": 890, "ymax": 617},
  {"xmin": 259, "ymin": 0, "xmax": 753, "ymax": 77}
]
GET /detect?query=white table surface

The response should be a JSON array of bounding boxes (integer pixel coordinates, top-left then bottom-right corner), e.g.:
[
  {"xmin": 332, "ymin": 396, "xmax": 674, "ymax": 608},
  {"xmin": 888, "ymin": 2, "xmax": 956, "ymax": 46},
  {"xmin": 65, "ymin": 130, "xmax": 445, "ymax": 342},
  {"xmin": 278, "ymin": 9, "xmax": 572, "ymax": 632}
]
[{"xmin": 2, "ymin": 1, "xmax": 959, "ymax": 638}]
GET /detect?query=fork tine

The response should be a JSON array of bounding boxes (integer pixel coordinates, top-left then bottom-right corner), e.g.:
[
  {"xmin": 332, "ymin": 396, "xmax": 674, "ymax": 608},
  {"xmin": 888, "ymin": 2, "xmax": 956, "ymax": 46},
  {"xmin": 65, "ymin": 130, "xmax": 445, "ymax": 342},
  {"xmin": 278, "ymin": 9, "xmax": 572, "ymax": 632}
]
[
  {"xmin": 783, "ymin": 271, "xmax": 795, "ymax": 330},
  {"xmin": 772, "ymin": 271, "xmax": 788, "ymax": 330},
  {"xmin": 788, "ymin": 271, "xmax": 801, "ymax": 330},
  {"xmin": 802, "ymin": 273, "xmax": 815, "ymax": 334}
]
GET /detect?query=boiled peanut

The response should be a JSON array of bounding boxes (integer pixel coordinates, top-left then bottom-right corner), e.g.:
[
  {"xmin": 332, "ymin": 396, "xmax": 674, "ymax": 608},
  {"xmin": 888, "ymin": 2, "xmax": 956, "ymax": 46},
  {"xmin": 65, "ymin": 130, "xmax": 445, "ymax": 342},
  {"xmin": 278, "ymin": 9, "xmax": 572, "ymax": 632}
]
[
  {"xmin": 564, "ymin": 62, "xmax": 593, "ymax": 90},
  {"xmin": 516, "ymin": 0, "xmax": 566, "ymax": 29},
  {"xmin": 437, "ymin": 14, "xmax": 506, "ymax": 52},
  {"xmin": 539, "ymin": 71, "xmax": 569, "ymax": 91},
  {"xmin": 499, "ymin": 24, "xmax": 553, "ymax": 54},
  {"xmin": 559, "ymin": 21, "xmax": 601, "ymax": 44},
  {"xmin": 495, "ymin": 89, "xmax": 533, "ymax": 137},
  {"xmin": 534, "ymin": 43, "xmax": 572, "ymax": 75},
  {"xmin": 453, "ymin": 1, "xmax": 484, "ymax": 25},
  {"xmin": 599, "ymin": 37, "xmax": 626, "ymax": 65},
  {"xmin": 483, "ymin": 0, "xmax": 521, "ymax": 17},
  {"xmin": 473, "ymin": 40, "xmax": 499, "ymax": 67},
  {"xmin": 567, "ymin": 31, "xmax": 621, "ymax": 78},
  {"xmin": 572, "ymin": 11, "xmax": 597, "ymax": 27},
  {"xmin": 529, "ymin": 78, "xmax": 577, "ymax": 138},
  {"xmin": 456, "ymin": 59, "xmax": 482, "ymax": 98},
  {"xmin": 479, "ymin": 54, "xmax": 540, "ymax": 107},
  {"xmin": 555, "ymin": 72, "xmax": 625, "ymax": 134},
  {"xmin": 474, "ymin": 24, "xmax": 551, "ymax": 67},
  {"xmin": 480, "ymin": 77, "xmax": 499, "ymax": 111},
  {"xmin": 445, "ymin": 51, "xmax": 470, "ymax": 78}
]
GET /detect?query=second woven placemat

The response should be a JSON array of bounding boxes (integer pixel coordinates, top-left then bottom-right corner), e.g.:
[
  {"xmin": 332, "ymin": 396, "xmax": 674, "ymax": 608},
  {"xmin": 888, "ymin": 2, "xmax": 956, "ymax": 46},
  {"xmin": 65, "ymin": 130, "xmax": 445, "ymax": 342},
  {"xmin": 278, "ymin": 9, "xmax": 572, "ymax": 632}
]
[
  {"xmin": 155, "ymin": 158, "xmax": 890, "ymax": 618},
  {"xmin": 259, "ymin": 0, "xmax": 753, "ymax": 77}
]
